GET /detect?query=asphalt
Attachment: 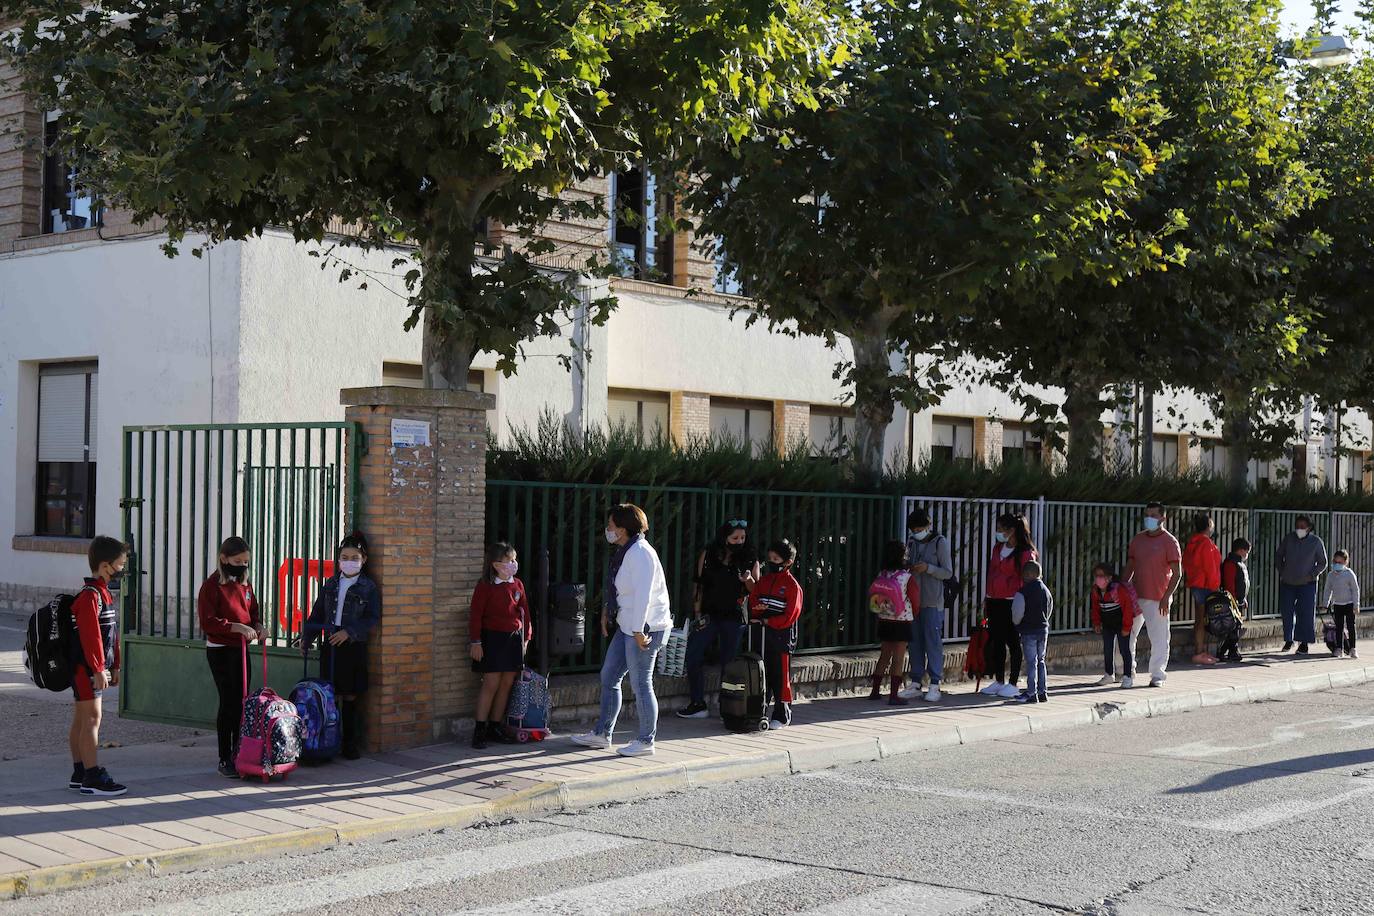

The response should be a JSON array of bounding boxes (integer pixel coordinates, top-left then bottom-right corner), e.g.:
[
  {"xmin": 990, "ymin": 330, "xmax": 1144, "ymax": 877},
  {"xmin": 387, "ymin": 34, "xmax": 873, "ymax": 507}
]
[{"xmin": 7, "ymin": 675, "xmax": 1373, "ymax": 914}]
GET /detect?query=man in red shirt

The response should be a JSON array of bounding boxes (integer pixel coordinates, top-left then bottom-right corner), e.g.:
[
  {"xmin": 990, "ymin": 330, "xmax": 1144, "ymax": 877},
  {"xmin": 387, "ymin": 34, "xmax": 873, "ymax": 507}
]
[
  {"xmin": 1124, "ymin": 502, "xmax": 1183, "ymax": 688},
  {"xmin": 69, "ymin": 536, "xmax": 129, "ymax": 797}
]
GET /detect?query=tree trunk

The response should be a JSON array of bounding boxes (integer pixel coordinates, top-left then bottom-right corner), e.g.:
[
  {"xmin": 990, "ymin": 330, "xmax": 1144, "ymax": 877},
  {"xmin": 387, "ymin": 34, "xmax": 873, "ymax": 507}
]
[
  {"xmin": 1221, "ymin": 393, "xmax": 1253, "ymax": 491},
  {"xmin": 850, "ymin": 330, "xmax": 896, "ymax": 482},
  {"xmin": 421, "ymin": 315, "xmax": 476, "ymax": 390},
  {"xmin": 1062, "ymin": 377, "xmax": 1106, "ymax": 475},
  {"xmin": 418, "ymin": 239, "xmax": 478, "ymax": 390}
]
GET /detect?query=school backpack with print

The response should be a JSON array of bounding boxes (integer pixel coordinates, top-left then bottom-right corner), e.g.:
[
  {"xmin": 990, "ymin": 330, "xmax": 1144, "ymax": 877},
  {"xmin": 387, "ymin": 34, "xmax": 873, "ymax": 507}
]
[
  {"xmin": 289, "ymin": 656, "xmax": 341, "ymax": 764},
  {"xmin": 867, "ymin": 571, "xmax": 908, "ymax": 620},
  {"xmin": 22, "ymin": 590, "xmax": 88, "ymax": 692},
  {"xmin": 504, "ymin": 667, "xmax": 551, "ymax": 742},
  {"xmin": 235, "ymin": 645, "xmax": 301, "ymax": 781},
  {"xmin": 1203, "ymin": 590, "xmax": 1242, "ymax": 638}
]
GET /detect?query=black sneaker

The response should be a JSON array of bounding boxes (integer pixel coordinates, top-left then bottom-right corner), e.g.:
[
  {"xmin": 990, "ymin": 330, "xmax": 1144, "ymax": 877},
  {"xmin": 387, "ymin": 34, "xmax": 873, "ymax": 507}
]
[
  {"xmin": 675, "ymin": 702, "xmax": 709, "ymax": 719},
  {"xmin": 471, "ymin": 722, "xmax": 488, "ymax": 750},
  {"xmin": 1037, "ymin": 694, "xmax": 1048, "ymax": 703},
  {"xmin": 69, "ymin": 765, "xmax": 85, "ymax": 790},
  {"xmin": 80, "ymin": 767, "xmax": 127, "ymax": 797},
  {"xmin": 1282, "ymin": 641, "xmax": 1294, "ymax": 652},
  {"xmin": 1297, "ymin": 643, "xmax": 1309, "ymax": 655},
  {"xmin": 218, "ymin": 761, "xmax": 240, "ymax": 778}
]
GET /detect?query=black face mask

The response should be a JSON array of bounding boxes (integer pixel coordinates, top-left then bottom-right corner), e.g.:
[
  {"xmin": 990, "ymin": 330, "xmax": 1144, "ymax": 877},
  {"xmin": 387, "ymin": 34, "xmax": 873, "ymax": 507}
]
[
  {"xmin": 765, "ymin": 562, "xmax": 784, "ymax": 574},
  {"xmin": 107, "ymin": 569, "xmax": 126, "ymax": 583},
  {"xmin": 224, "ymin": 563, "xmax": 249, "ymax": 580}
]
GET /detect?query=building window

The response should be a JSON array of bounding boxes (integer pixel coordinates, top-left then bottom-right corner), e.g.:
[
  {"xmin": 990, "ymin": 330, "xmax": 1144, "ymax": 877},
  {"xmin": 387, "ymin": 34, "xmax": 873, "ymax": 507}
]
[
  {"xmin": 36, "ymin": 362, "xmax": 98, "ymax": 537},
  {"xmin": 610, "ymin": 166, "xmax": 673, "ymax": 283},
  {"xmin": 1002, "ymin": 423, "xmax": 1043, "ymax": 466},
  {"xmin": 809, "ymin": 408, "xmax": 854, "ymax": 457},
  {"xmin": 608, "ymin": 390, "xmax": 670, "ymax": 442},
  {"xmin": 42, "ymin": 114, "xmax": 102, "ymax": 235},
  {"xmin": 1251, "ymin": 459, "xmax": 1274, "ymax": 493},
  {"xmin": 381, "ymin": 362, "xmax": 483, "ymax": 393},
  {"xmin": 1199, "ymin": 439, "xmax": 1229, "ymax": 477},
  {"xmin": 1346, "ymin": 451, "xmax": 1367, "ymax": 495},
  {"xmin": 710, "ymin": 400, "xmax": 773, "ymax": 456},
  {"xmin": 930, "ymin": 417, "xmax": 975, "ymax": 465},
  {"xmin": 714, "ymin": 247, "xmax": 747, "ymax": 297},
  {"xmin": 1150, "ymin": 435, "xmax": 1179, "ymax": 475}
]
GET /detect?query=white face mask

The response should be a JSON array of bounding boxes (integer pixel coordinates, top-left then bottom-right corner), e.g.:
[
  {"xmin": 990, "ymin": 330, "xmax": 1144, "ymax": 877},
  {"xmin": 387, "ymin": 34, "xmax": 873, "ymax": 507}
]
[
  {"xmin": 912, "ymin": 529, "xmax": 931, "ymax": 541},
  {"xmin": 1296, "ymin": 528, "xmax": 1309, "ymax": 539},
  {"xmin": 339, "ymin": 559, "xmax": 363, "ymax": 578},
  {"xmin": 605, "ymin": 529, "xmax": 620, "ymax": 544}
]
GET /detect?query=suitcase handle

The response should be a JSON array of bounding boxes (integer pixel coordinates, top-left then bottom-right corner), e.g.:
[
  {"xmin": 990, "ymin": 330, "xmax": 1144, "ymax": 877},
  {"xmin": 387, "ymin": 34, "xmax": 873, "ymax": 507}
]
[{"xmin": 745, "ymin": 618, "xmax": 766, "ymax": 655}]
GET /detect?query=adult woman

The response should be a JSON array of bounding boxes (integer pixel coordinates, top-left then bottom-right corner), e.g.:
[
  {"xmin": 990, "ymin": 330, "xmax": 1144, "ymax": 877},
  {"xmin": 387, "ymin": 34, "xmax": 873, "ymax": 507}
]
[
  {"xmin": 572, "ymin": 504, "xmax": 672, "ymax": 757},
  {"xmin": 677, "ymin": 519, "xmax": 759, "ymax": 719},
  {"xmin": 979, "ymin": 513, "xmax": 1038, "ymax": 700},
  {"xmin": 197, "ymin": 536, "xmax": 266, "ymax": 778}
]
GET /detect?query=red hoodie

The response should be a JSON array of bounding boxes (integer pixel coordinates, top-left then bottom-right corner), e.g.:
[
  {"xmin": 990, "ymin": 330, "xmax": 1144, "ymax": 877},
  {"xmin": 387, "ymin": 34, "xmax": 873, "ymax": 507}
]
[
  {"xmin": 1182, "ymin": 534, "xmax": 1222, "ymax": 591},
  {"xmin": 987, "ymin": 547, "xmax": 1037, "ymax": 600}
]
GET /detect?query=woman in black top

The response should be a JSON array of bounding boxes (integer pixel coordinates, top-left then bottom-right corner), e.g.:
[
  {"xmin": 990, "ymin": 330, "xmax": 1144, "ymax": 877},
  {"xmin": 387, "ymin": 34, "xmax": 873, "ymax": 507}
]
[{"xmin": 676, "ymin": 519, "xmax": 760, "ymax": 719}]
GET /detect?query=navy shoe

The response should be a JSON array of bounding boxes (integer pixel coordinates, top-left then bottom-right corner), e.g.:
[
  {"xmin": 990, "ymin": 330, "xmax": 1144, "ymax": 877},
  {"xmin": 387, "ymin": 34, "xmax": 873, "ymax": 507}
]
[
  {"xmin": 68, "ymin": 764, "xmax": 85, "ymax": 790},
  {"xmin": 80, "ymin": 766, "xmax": 127, "ymax": 797}
]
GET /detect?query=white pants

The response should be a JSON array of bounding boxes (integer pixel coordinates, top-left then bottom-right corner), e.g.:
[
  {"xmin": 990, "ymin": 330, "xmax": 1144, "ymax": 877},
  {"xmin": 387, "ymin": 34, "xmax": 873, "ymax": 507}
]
[{"xmin": 1130, "ymin": 598, "xmax": 1172, "ymax": 683}]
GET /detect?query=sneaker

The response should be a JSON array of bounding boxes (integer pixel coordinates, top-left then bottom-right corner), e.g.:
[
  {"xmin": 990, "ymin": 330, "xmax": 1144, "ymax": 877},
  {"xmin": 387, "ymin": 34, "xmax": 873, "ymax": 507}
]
[
  {"xmin": 80, "ymin": 767, "xmax": 127, "ymax": 797},
  {"xmin": 616, "ymin": 739, "xmax": 655, "ymax": 757},
  {"xmin": 1148, "ymin": 679, "xmax": 1163, "ymax": 688},
  {"xmin": 897, "ymin": 683, "xmax": 923, "ymax": 700},
  {"xmin": 1038, "ymin": 693, "xmax": 1048, "ymax": 703},
  {"xmin": 1014, "ymin": 693, "xmax": 1039, "ymax": 704},
  {"xmin": 1095, "ymin": 674, "xmax": 1115, "ymax": 686},
  {"xmin": 68, "ymin": 765, "xmax": 85, "ymax": 790},
  {"xmin": 1352, "ymin": 648, "xmax": 1360, "ymax": 659},
  {"xmin": 979, "ymin": 682, "xmax": 1004, "ymax": 697},
  {"xmin": 675, "ymin": 702, "xmax": 709, "ymax": 719},
  {"xmin": 997, "ymin": 683, "xmax": 1021, "ymax": 699},
  {"xmin": 1120, "ymin": 676, "xmax": 1135, "ymax": 689},
  {"xmin": 217, "ymin": 761, "xmax": 240, "ymax": 779},
  {"xmin": 1226, "ymin": 652, "xmax": 1242, "ymax": 663},
  {"xmin": 1297, "ymin": 643, "xmax": 1309, "ymax": 655},
  {"xmin": 923, "ymin": 687, "xmax": 941, "ymax": 703},
  {"xmin": 1336, "ymin": 650, "xmax": 1346, "ymax": 659},
  {"xmin": 570, "ymin": 731, "xmax": 611, "ymax": 750},
  {"xmin": 769, "ymin": 719, "xmax": 788, "ymax": 731},
  {"xmin": 1282, "ymin": 641, "xmax": 1294, "ymax": 652}
]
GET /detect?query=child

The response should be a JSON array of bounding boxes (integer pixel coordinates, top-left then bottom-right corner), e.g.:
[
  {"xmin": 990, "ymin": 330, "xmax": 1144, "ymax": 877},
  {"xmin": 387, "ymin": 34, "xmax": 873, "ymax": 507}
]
[
  {"xmin": 1011, "ymin": 559, "xmax": 1052, "ymax": 704},
  {"xmin": 199, "ymin": 536, "xmax": 265, "ymax": 778},
  {"xmin": 69, "ymin": 536, "xmax": 128, "ymax": 796},
  {"xmin": 302, "ymin": 532, "xmax": 381, "ymax": 759},
  {"xmin": 1090, "ymin": 562, "xmax": 1136, "ymax": 688},
  {"xmin": 468, "ymin": 542, "xmax": 532, "ymax": 749},
  {"xmin": 867, "ymin": 540, "xmax": 920, "ymax": 707},
  {"xmin": 1219, "ymin": 538, "xmax": 1251, "ymax": 663},
  {"xmin": 1324, "ymin": 549, "xmax": 1361, "ymax": 659},
  {"xmin": 748, "ymin": 539, "xmax": 803, "ymax": 729}
]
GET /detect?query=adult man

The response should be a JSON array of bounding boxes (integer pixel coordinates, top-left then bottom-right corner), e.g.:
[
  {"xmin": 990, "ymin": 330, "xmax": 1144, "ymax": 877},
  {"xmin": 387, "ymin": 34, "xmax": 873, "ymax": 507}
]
[
  {"xmin": 1274, "ymin": 514, "xmax": 1328, "ymax": 654},
  {"xmin": 1124, "ymin": 502, "xmax": 1183, "ymax": 687},
  {"xmin": 1182, "ymin": 513, "xmax": 1222, "ymax": 665}
]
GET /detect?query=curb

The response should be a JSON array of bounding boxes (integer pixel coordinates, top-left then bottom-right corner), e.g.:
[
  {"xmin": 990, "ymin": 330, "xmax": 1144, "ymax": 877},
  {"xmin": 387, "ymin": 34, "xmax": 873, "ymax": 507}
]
[{"xmin": 6, "ymin": 663, "xmax": 1373, "ymax": 900}]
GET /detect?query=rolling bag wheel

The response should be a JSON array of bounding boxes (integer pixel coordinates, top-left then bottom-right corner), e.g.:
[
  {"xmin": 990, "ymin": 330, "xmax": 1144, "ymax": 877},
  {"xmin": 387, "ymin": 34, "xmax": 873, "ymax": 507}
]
[
  {"xmin": 759, "ymin": 718, "xmax": 770, "ymax": 731},
  {"xmin": 516, "ymin": 729, "xmax": 531, "ymax": 743}
]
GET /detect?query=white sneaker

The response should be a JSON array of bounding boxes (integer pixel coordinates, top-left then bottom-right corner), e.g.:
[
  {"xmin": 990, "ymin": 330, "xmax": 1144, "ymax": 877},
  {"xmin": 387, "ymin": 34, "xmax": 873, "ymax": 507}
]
[
  {"xmin": 1352, "ymin": 649, "xmax": 1360, "ymax": 659},
  {"xmin": 1095, "ymin": 674, "xmax": 1115, "ymax": 686},
  {"xmin": 1120, "ymin": 676, "xmax": 1135, "ymax": 689},
  {"xmin": 571, "ymin": 732, "xmax": 610, "ymax": 750},
  {"xmin": 997, "ymin": 683, "xmax": 1021, "ymax": 699},
  {"xmin": 616, "ymin": 739, "xmax": 655, "ymax": 757},
  {"xmin": 979, "ymin": 682, "xmax": 1003, "ymax": 696},
  {"xmin": 769, "ymin": 719, "xmax": 787, "ymax": 730},
  {"xmin": 1336, "ymin": 650, "xmax": 1346, "ymax": 659},
  {"xmin": 923, "ymin": 687, "xmax": 941, "ymax": 703},
  {"xmin": 897, "ymin": 683, "xmax": 923, "ymax": 700}
]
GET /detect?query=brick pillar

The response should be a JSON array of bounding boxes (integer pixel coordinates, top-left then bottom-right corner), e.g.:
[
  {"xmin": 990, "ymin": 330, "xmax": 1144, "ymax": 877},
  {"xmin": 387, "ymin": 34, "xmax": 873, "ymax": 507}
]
[
  {"xmin": 341, "ymin": 386, "xmax": 494, "ymax": 752},
  {"xmin": 1177, "ymin": 433, "xmax": 1198, "ymax": 472},
  {"xmin": 774, "ymin": 401, "xmax": 810, "ymax": 454},
  {"xmin": 670, "ymin": 391, "xmax": 711, "ymax": 446},
  {"xmin": 973, "ymin": 417, "xmax": 1004, "ymax": 467}
]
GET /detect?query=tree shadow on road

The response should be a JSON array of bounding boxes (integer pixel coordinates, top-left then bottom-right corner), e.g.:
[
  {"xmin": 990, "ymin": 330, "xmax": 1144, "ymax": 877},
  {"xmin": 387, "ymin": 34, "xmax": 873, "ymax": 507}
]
[{"xmin": 1164, "ymin": 747, "xmax": 1374, "ymax": 795}]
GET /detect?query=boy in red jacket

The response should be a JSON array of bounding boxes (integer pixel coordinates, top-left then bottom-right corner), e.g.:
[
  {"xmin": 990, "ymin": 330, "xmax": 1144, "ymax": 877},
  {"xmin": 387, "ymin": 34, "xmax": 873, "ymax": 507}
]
[
  {"xmin": 749, "ymin": 539, "xmax": 803, "ymax": 729},
  {"xmin": 1182, "ymin": 513, "xmax": 1222, "ymax": 665},
  {"xmin": 69, "ymin": 536, "xmax": 129, "ymax": 797}
]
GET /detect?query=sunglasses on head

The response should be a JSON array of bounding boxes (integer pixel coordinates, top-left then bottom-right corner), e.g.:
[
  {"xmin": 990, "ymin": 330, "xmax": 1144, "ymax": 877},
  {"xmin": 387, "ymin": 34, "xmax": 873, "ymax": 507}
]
[{"xmin": 728, "ymin": 519, "xmax": 748, "ymax": 529}]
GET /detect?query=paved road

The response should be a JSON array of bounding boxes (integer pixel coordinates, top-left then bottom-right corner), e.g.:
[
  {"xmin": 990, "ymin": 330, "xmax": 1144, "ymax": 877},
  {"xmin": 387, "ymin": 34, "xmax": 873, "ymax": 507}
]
[{"xmin": 8, "ymin": 678, "xmax": 1374, "ymax": 914}]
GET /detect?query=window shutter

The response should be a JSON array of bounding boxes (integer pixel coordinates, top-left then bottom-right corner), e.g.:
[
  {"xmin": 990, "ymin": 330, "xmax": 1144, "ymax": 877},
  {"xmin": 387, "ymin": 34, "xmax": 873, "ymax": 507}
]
[
  {"xmin": 38, "ymin": 372, "xmax": 90, "ymax": 463},
  {"xmin": 87, "ymin": 372, "xmax": 98, "ymax": 461}
]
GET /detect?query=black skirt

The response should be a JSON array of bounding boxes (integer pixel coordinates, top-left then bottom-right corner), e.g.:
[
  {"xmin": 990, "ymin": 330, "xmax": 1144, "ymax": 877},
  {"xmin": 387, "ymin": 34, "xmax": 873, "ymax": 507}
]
[
  {"xmin": 877, "ymin": 619, "xmax": 913, "ymax": 643},
  {"xmin": 320, "ymin": 640, "xmax": 369, "ymax": 695},
  {"xmin": 480, "ymin": 629, "xmax": 526, "ymax": 673}
]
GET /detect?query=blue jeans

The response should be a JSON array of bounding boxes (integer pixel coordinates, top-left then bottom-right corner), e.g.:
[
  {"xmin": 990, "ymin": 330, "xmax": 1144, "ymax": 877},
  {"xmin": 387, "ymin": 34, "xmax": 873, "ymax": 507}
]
[
  {"xmin": 685, "ymin": 617, "xmax": 743, "ymax": 704},
  {"xmin": 595, "ymin": 629, "xmax": 668, "ymax": 744},
  {"xmin": 1021, "ymin": 631, "xmax": 1048, "ymax": 698},
  {"xmin": 907, "ymin": 607, "xmax": 945, "ymax": 685},
  {"xmin": 1278, "ymin": 582, "xmax": 1318, "ymax": 644}
]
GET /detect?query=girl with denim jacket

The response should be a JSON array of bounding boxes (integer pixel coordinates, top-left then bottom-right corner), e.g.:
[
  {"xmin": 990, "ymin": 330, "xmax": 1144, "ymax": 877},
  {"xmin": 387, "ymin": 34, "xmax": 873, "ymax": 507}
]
[{"xmin": 303, "ymin": 533, "xmax": 381, "ymax": 759}]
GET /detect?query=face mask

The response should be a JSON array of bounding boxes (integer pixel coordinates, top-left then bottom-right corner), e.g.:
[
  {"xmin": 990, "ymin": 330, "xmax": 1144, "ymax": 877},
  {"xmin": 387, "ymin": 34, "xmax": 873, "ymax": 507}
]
[
  {"xmin": 1333, "ymin": 562, "xmax": 1346, "ymax": 572},
  {"xmin": 1296, "ymin": 528, "xmax": 1309, "ymax": 539},
  {"xmin": 994, "ymin": 532, "xmax": 1008, "ymax": 544},
  {"xmin": 765, "ymin": 562, "xmax": 784, "ymax": 574},
  {"xmin": 605, "ymin": 529, "xmax": 619, "ymax": 544},
  {"xmin": 494, "ymin": 560, "xmax": 518, "ymax": 579},
  {"xmin": 340, "ymin": 559, "xmax": 363, "ymax": 577},
  {"xmin": 912, "ymin": 530, "xmax": 931, "ymax": 541},
  {"xmin": 1143, "ymin": 517, "xmax": 1161, "ymax": 532},
  {"xmin": 1094, "ymin": 575, "xmax": 1109, "ymax": 589},
  {"xmin": 224, "ymin": 563, "xmax": 249, "ymax": 580},
  {"xmin": 107, "ymin": 568, "xmax": 126, "ymax": 583}
]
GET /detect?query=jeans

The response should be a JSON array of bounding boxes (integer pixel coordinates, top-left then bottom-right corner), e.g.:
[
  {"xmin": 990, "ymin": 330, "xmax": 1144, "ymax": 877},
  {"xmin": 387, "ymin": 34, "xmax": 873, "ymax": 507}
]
[
  {"xmin": 1101, "ymin": 630, "xmax": 1133, "ymax": 677},
  {"xmin": 594, "ymin": 629, "xmax": 668, "ymax": 744},
  {"xmin": 1129, "ymin": 598, "xmax": 1172, "ymax": 683},
  {"xmin": 1278, "ymin": 581, "xmax": 1318, "ymax": 644},
  {"xmin": 907, "ymin": 607, "xmax": 945, "ymax": 685},
  {"xmin": 685, "ymin": 617, "xmax": 743, "ymax": 704},
  {"xmin": 1333, "ymin": 604, "xmax": 1357, "ymax": 651},
  {"xmin": 1020, "ymin": 631, "xmax": 1048, "ymax": 698},
  {"xmin": 985, "ymin": 598, "xmax": 1021, "ymax": 685}
]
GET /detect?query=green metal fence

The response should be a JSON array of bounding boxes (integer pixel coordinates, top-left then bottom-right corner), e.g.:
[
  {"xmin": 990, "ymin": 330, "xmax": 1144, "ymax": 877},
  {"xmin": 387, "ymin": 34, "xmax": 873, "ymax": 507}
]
[{"xmin": 119, "ymin": 422, "xmax": 361, "ymax": 726}]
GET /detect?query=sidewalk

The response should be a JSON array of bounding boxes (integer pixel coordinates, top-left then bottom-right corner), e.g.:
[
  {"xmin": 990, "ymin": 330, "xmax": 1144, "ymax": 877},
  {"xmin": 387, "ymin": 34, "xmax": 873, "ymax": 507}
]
[{"xmin": 3, "ymin": 650, "xmax": 1370, "ymax": 899}]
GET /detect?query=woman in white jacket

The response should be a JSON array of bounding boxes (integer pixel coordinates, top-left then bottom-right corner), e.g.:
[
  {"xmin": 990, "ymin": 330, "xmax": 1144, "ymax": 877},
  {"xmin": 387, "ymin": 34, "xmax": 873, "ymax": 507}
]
[{"xmin": 572, "ymin": 504, "xmax": 673, "ymax": 757}]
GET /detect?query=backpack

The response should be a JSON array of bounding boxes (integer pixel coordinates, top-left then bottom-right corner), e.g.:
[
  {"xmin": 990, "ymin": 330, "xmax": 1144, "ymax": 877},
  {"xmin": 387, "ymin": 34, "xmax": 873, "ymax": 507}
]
[
  {"xmin": 289, "ymin": 678, "xmax": 340, "ymax": 763},
  {"xmin": 234, "ymin": 646, "xmax": 301, "ymax": 781},
  {"xmin": 868, "ymin": 571, "xmax": 909, "ymax": 620},
  {"xmin": 23, "ymin": 589, "xmax": 90, "ymax": 692},
  {"xmin": 504, "ymin": 667, "xmax": 552, "ymax": 742},
  {"xmin": 1204, "ymin": 590, "xmax": 1242, "ymax": 638}
]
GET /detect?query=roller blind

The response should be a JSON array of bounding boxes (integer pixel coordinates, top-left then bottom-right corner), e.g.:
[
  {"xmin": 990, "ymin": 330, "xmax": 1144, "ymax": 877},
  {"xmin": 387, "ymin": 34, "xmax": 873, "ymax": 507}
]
[{"xmin": 37, "ymin": 365, "xmax": 96, "ymax": 463}]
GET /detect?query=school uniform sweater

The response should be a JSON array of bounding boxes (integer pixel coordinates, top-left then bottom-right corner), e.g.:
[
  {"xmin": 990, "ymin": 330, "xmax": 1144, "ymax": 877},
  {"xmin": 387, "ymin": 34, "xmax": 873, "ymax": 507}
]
[{"xmin": 469, "ymin": 578, "xmax": 532, "ymax": 643}]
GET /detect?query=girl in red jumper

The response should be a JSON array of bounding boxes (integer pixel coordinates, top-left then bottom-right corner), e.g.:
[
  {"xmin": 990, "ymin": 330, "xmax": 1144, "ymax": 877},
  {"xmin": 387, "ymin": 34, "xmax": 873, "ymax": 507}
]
[
  {"xmin": 199, "ymin": 536, "xmax": 266, "ymax": 778},
  {"xmin": 469, "ymin": 542, "xmax": 532, "ymax": 749},
  {"xmin": 980, "ymin": 513, "xmax": 1038, "ymax": 700}
]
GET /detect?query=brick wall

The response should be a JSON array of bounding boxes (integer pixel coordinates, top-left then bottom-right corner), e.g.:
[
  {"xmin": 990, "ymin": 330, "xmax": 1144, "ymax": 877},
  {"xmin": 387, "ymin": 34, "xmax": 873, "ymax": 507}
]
[
  {"xmin": 342, "ymin": 386, "xmax": 493, "ymax": 751},
  {"xmin": 973, "ymin": 417, "xmax": 1004, "ymax": 467},
  {"xmin": 774, "ymin": 400, "xmax": 809, "ymax": 454},
  {"xmin": 670, "ymin": 391, "xmax": 711, "ymax": 445},
  {"xmin": 0, "ymin": 60, "xmax": 42, "ymax": 243}
]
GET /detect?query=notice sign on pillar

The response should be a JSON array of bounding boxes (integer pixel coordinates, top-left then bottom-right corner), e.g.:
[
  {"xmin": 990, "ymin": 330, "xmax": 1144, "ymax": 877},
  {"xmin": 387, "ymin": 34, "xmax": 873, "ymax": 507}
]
[{"xmin": 390, "ymin": 418, "xmax": 431, "ymax": 449}]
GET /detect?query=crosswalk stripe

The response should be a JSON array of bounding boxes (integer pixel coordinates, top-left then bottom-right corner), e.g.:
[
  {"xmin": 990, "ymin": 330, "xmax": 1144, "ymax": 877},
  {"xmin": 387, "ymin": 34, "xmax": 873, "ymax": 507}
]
[
  {"xmin": 124, "ymin": 830, "xmax": 641, "ymax": 916},
  {"xmin": 456, "ymin": 854, "xmax": 799, "ymax": 915},
  {"xmin": 795, "ymin": 883, "xmax": 984, "ymax": 915}
]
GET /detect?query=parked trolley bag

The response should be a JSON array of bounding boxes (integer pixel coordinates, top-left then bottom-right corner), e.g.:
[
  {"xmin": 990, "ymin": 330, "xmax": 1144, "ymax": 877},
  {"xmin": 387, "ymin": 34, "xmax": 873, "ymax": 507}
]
[
  {"xmin": 504, "ymin": 666, "xmax": 552, "ymax": 742},
  {"xmin": 290, "ymin": 636, "xmax": 341, "ymax": 764},
  {"xmin": 1323, "ymin": 612, "xmax": 1342, "ymax": 656},
  {"xmin": 720, "ymin": 620, "xmax": 769, "ymax": 733},
  {"xmin": 23, "ymin": 589, "xmax": 90, "ymax": 692},
  {"xmin": 235, "ymin": 641, "xmax": 301, "ymax": 782}
]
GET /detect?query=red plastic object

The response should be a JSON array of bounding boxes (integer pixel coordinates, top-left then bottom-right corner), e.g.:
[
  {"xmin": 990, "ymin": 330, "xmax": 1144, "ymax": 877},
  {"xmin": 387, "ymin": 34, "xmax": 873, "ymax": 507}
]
[{"xmin": 277, "ymin": 558, "xmax": 335, "ymax": 635}]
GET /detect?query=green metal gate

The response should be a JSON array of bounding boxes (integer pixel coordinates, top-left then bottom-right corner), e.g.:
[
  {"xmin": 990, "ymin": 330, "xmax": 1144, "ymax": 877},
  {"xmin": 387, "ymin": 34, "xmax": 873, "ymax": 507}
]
[{"xmin": 118, "ymin": 423, "xmax": 361, "ymax": 726}]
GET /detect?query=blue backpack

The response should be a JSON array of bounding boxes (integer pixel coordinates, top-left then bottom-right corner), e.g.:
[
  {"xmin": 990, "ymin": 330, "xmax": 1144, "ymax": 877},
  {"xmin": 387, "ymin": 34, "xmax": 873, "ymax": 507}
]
[{"xmin": 290, "ymin": 653, "xmax": 341, "ymax": 762}]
